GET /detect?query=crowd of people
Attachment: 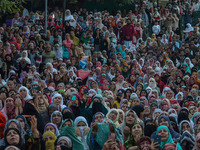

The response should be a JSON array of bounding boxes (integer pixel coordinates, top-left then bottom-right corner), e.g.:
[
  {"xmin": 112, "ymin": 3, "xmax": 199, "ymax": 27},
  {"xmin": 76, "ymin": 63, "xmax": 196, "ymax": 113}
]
[{"xmin": 0, "ymin": 0, "xmax": 200, "ymax": 149}]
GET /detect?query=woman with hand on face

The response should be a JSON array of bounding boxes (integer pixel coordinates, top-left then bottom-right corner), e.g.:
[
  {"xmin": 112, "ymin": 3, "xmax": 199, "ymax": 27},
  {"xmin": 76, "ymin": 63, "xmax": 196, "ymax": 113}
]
[
  {"xmin": 151, "ymin": 125, "xmax": 182, "ymax": 150},
  {"xmin": 43, "ymin": 131, "xmax": 57, "ymax": 150},
  {"xmin": 121, "ymin": 110, "xmax": 140, "ymax": 143},
  {"xmin": 124, "ymin": 122, "xmax": 144, "ymax": 150},
  {"xmin": 60, "ymin": 119, "xmax": 84, "ymax": 150},
  {"xmin": 74, "ymin": 116, "xmax": 90, "ymax": 150}
]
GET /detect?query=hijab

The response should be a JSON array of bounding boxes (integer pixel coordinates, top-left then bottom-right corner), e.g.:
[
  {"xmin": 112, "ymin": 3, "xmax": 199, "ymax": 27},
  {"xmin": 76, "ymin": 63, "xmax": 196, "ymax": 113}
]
[
  {"xmin": 156, "ymin": 125, "xmax": 182, "ymax": 149},
  {"xmin": 60, "ymin": 119, "xmax": 84, "ymax": 150},
  {"xmin": 51, "ymin": 93, "xmax": 66, "ymax": 110},
  {"xmin": 44, "ymin": 123, "xmax": 60, "ymax": 137},
  {"xmin": 18, "ymin": 86, "xmax": 33, "ymax": 101},
  {"xmin": 106, "ymin": 108, "xmax": 120, "ymax": 127},
  {"xmin": 16, "ymin": 115, "xmax": 32, "ymax": 136}
]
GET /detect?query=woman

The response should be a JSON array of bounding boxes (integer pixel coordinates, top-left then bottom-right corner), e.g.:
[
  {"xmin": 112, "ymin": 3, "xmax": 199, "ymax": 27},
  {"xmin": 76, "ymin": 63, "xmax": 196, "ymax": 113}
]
[
  {"xmin": 51, "ymin": 110, "xmax": 63, "ymax": 129},
  {"xmin": 51, "ymin": 93, "xmax": 66, "ymax": 111},
  {"xmin": 42, "ymin": 131, "xmax": 57, "ymax": 150},
  {"xmin": 87, "ymin": 120, "xmax": 124, "ymax": 150},
  {"xmin": 154, "ymin": 125, "xmax": 182, "ymax": 149},
  {"xmin": 17, "ymin": 50, "xmax": 31, "ymax": 64},
  {"xmin": 56, "ymin": 136, "xmax": 73, "ymax": 150},
  {"xmin": 63, "ymin": 33, "xmax": 74, "ymax": 59},
  {"xmin": 43, "ymin": 123, "xmax": 60, "ymax": 137},
  {"xmin": 18, "ymin": 86, "xmax": 32, "ymax": 101},
  {"xmin": 0, "ymin": 127, "xmax": 25, "ymax": 150},
  {"xmin": 74, "ymin": 116, "xmax": 90, "ymax": 150},
  {"xmin": 106, "ymin": 109, "xmax": 120, "ymax": 127},
  {"xmin": 16, "ymin": 115, "xmax": 32, "ymax": 137},
  {"xmin": 92, "ymin": 112, "xmax": 105, "ymax": 123},
  {"xmin": 151, "ymin": 115, "xmax": 180, "ymax": 141},
  {"xmin": 1, "ymin": 97, "xmax": 17, "ymax": 120},
  {"xmin": 125, "ymin": 122, "xmax": 144, "ymax": 149},
  {"xmin": 121, "ymin": 110, "xmax": 140, "ymax": 141},
  {"xmin": 60, "ymin": 119, "xmax": 84, "ymax": 150},
  {"xmin": 80, "ymin": 94, "xmax": 108, "ymax": 125}
]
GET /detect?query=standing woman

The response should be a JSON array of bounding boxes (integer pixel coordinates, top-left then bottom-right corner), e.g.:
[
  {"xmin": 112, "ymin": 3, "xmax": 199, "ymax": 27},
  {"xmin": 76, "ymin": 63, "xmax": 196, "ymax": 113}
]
[
  {"xmin": 63, "ymin": 33, "xmax": 74, "ymax": 59},
  {"xmin": 93, "ymin": 28, "xmax": 102, "ymax": 52}
]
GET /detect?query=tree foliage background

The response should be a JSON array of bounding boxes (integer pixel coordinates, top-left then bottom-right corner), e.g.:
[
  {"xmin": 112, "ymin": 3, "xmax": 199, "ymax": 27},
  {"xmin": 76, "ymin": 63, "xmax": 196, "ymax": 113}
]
[{"xmin": 0, "ymin": 0, "xmax": 25, "ymax": 18}]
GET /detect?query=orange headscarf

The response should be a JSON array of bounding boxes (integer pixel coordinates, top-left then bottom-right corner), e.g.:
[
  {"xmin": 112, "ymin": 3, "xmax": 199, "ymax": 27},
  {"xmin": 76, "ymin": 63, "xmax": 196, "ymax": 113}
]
[{"xmin": 0, "ymin": 112, "xmax": 6, "ymax": 138}]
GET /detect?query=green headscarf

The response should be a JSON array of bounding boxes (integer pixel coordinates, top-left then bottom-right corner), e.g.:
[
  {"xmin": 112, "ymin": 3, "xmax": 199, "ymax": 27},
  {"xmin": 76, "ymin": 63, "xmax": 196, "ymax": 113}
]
[
  {"xmin": 125, "ymin": 122, "xmax": 144, "ymax": 149},
  {"xmin": 156, "ymin": 125, "xmax": 182, "ymax": 150},
  {"xmin": 86, "ymin": 119, "xmax": 124, "ymax": 150},
  {"xmin": 182, "ymin": 63, "xmax": 191, "ymax": 74},
  {"xmin": 80, "ymin": 32, "xmax": 88, "ymax": 45},
  {"xmin": 60, "ymin": 119, "xmax": 84, "ymax": 150}
]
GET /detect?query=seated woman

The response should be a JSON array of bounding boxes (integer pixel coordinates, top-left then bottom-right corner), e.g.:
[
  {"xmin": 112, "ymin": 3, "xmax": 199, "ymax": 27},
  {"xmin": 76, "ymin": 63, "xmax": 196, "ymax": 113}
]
[{"xmin": 153, "ymin": 125, "xmax": 182, "ymax": 150}]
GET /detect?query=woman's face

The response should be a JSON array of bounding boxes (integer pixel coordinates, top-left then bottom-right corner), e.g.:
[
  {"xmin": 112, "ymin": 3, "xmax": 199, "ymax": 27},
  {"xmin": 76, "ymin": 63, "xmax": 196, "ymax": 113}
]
[
  {"xmin": 6, "ymin": 98, "xmax": 13, "ymax": 107},
  {"xmin": 77, "ymin": 121, "xmax": 86, "ymax": 127},
  {"xmin": 159, "ymin": 118, "xmax": 169, "ymax": 127},
  {"xmin": 157, "ymin": 128, "xmax": 169, "ymax": 142},
  {"xmin": 6, "ymin": 129, "xmax": 20, "ymax": 146},
  {"xmin": 46, "ymin": 125, "xmax": 56, "ymax": 134},
  {"xmin": 141, "ymin": 91, "xmax": 147, "ymax": 97},
  {"xmin": 58, "ymin": 140, "xmax": 70, "ymax": 147},
  {"xmin": 122, "ymin": 104, "xmax": 128, "ymax": 113},
  {"xmin": 52, "ymin": 113, "xmax": 62, "ymax": 125},
  {"xmin": 63, "ymin": 121, "xmax": 72, "ymax": 128},
  {"xmin": 132, "ymin": 99, "xmax": 140, "ymax": 107},
  {"xmin": 169, "ymin": 110, "xmax": 176, "ymax": 115},
  {"xmin": 38, "ymin": 95, "xmax": 45, "ymax": 105},
  {"xmin": 182, "ymin": 122, "xmax": 191, "ymax": 133},
  {"xmin": 53, "ymin": 96, "xmax": 62, "ymax": 105},
  {"xmin": 20, "ymin": 88, "xmax": 27, "ymax": 98},
  {"xmin": 17, "ymin": 118, "xmax": 25, "ymax": 129},
  {"xmin": 132, "ymin": 124, "xmax": 142, "ymax": 136},
  {"xmin": 95, "ymin": 114, "xmax": 104, "ymax": 123},
  {"xmin": 190, "ymin": 107, "xmax": 197, "ymax": 115},
  {"xmin": 108, "ymin": 110, "xmax": 118, "ymax": 121},
  {"xmin": 126, "ymin": 111, "xmax": 135, "ymax": 125},
  {"xmin": 166, "ymin": 91, "xmax": 173, "ymax": 99}
]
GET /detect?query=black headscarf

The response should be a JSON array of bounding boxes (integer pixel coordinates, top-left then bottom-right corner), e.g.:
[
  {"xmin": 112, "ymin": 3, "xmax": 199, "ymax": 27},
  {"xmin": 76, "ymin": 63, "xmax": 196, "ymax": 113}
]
[
  {"xmin": 22, "ymin": 102, "xmax": 45, "ymax": 134},
  {"xmin": 144, "ymin": 118, "xmax": 156, "ymax": 137}
]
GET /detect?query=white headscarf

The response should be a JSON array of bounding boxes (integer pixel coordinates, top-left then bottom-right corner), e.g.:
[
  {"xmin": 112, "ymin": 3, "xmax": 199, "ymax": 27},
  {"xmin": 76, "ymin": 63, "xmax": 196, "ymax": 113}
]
[
  {"xmin": 184, "ymin": 57, "xmax": 194, "ymax": 68},
  {"xmin": 18, "ymin": 86, "xmax": 33, "ymax": 101},
  {"xmin": 148, "ymin": 78, "xmax": 157, "ymax": 89},
  {"xmin": 17, "ymin": 50, "xmax": 31, "ymax": 64},
  {"xmin": 51, "ymin": 93, "xmax": 66, "ymax": 110},
  {"xmin": 69, "ymin": 18, "xmax": 77, "ymax": 28}
]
